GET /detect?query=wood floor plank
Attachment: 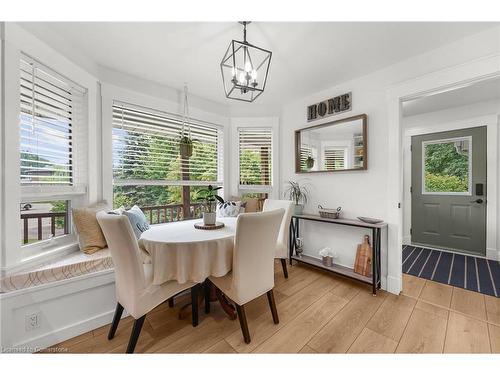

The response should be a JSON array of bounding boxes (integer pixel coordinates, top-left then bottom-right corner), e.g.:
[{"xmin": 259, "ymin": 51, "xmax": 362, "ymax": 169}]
[
  {"xmin": 485, "ymin": 295, "xmax": 500, "ymax": 325},
  {"xmin": 414, "ymin": 300, "xmax": 449, "ymax": 319},
  {"xmin": 307, "ymin": 290, "xmax": 386, "ymax": 353},
  {"xmin": 444, "ymin": 312, "xmax": 491, "ymax": 353},
  {"xmin": 225, "ymin": 274, "xmax": 338, "ymax": 353},
  {"xmin": 299, "ymin": 345, "xmax": 317, "ymax": 353},
  {"xmin": 488, "ymin": 324, "xmax": 500, "ymax": 353},
  {"xmin": 402, "ymin": 273, "xmax": 426, "ymax": 298},
  {"xmin": 204, "ymin": 339, "xmax": 237, "ymax": 353},
  {"xmin": 330, "ymin": 277, "xmax": 366, "ymax": 300},
  {"xmin": 274, "ymin": 266, "xmax": 322, "ymax": 296},
  {"xmin": 347, "ymin": 328, "xmax": 398, "ymax": 353},
  {"xmin": 396, "ymin": 308, "xmax": 447, "ymax": 353},
  {"xmin": 150, "ymin": 306, "xmax": 240, "ymax": 353},
  {"xmin": 419, "ymin": 280, "xmax": 453, "ymax": 308},
  {"xmin": 450, "ymin": 287, "xmax": 486, "ymax": 321},
  {"xmin": 44, "ymin": 262, "xmax": 497, "ymax": 355},
  {"xmin": 254, "ymin": 292, "xmax": 348, "ymax": 353},
  {"xmin": 366, "ymin": 293, "xmax": 416, "ymax": 341}
]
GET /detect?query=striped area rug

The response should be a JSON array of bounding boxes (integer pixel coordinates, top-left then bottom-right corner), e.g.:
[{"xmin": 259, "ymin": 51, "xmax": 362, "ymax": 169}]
[{"xmin": 402, "ymin": 245, "xmax": 500, "ymax": 297}]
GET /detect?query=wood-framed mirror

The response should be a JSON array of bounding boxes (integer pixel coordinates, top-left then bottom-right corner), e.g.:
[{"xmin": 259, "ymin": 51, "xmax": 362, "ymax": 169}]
[{"xmin": 295, "ymin": 114, "xmax": 367, "ymax": 173}]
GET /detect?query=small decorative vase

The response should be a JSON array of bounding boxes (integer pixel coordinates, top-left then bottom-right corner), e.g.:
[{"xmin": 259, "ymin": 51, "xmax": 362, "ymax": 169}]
[
  {"xmin": 322, "ymin": 256, "xmax": 333, "ymax": 267},
  {"xmin": 294, "ymin": 204, "xmax": 304, "ymax": 215},
  {"xmin": 295, "ymin": 237, "xmax": 304, "ymax": 258},
  {"xmin": 203, "ymin": 212, "xmax": 216, "ymax": 226}
]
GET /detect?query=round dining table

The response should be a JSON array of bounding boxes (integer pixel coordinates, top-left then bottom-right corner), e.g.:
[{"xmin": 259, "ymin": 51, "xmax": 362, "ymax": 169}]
[
  {"xmin": 139, "ymin": 216, "xmax": 238, "ymax": 319},
  {"xmin": 139, "ymin": 216, "xmax": 238, "ymax": 285}
]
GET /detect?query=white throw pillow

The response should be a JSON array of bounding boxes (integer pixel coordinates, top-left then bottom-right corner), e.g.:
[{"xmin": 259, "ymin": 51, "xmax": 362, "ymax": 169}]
[{"xmin": 217, "ymin": 201, "xmax": 242, "ymax": 217}]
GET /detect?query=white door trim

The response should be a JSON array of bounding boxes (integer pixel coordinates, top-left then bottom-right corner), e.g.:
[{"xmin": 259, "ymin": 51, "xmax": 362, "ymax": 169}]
[{"xmin": 385, "ymin": 53, "xmax": 500, "ymax": 295}]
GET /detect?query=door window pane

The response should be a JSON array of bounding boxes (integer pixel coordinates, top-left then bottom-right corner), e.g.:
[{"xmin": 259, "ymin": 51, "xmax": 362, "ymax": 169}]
[{"xmin": 423, "ymin": 137, "xmax": 471, "ymax": 194}]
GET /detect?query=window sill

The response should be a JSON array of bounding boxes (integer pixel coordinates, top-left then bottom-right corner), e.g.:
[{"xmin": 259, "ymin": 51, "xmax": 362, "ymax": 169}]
[{"xmin": 9, "ymin": 242, "xmax": 80, "ymax": 276}]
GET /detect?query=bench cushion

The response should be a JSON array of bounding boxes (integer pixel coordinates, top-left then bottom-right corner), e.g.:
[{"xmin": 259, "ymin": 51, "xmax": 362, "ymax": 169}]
[{"xmin": 0, "ymin": 249, "xmax": 114, "ymax": 293}]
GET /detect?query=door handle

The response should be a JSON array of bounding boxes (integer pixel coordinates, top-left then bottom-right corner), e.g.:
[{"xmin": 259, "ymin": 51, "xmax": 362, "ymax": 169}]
[{"xmin": 470, "ymin": 199, "xmax": 484, "ymax": 204}]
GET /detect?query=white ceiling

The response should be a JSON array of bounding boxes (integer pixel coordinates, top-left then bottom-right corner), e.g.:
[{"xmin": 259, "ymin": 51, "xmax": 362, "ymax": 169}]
[
  {"xmin": 20, "ymin": 22, "xmax": 497, "ymax": 115},
  {"xmin": 402, "ymin": 77, "xmax": 500, "ymax": 117}
]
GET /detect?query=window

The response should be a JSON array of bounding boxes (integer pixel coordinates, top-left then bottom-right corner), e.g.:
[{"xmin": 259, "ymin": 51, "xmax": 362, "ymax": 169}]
[
  {"xmin": 112, "ymin": 102, "xmax": 223, "ymax": 223},
  {"xmin": 20, "ymin": 200, "xmax": 70, "ymax": 245},
  {"xmin": 238, "ymin": 128, "xmax": 272, "ymax": 189},
  {"xmin": 19, "ymin": 56, "xmax": 87, "ymax": 248},
  {"xmin": 422, "ymin": 137, "xmax": 471, "ymax": 194},
  {"xmin": 324, "ymin": 147, "xmax": 346, "ymax": 170}
]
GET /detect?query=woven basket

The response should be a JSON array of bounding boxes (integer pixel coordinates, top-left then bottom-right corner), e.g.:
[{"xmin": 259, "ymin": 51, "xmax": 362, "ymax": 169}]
[{"xmin": 318, "ymin": 205, "xmax": 342, "ymax": 219}]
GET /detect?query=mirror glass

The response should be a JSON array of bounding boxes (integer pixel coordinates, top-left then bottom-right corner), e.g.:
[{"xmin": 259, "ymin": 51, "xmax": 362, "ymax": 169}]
[{"xmin": 296, "ymin": 115, "xmax": 367, "ymax": 173}]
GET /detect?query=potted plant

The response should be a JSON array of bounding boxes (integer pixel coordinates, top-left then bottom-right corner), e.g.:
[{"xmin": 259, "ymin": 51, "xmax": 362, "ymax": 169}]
[
  {"xmin": 198, "ymin": 185, "xmax": 224, "ymax": 225},
  {"xmin": 284, "ymin": 180, "xmax": 309, "ymax": 215},
  {"xmin": 179, "ymin": 135, "xmax": 194, "ymax": 158},
  {"xmin": 305, "ymin": 155, "xmax": 315, "ymax": 170}
]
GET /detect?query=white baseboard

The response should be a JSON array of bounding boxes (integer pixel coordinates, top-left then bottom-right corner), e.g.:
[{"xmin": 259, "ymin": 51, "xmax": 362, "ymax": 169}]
[
  {"xmin": 386, "ymin": 275, "xmax": 401, "ymax": 295},
  {"xmin": 487, "ymin": 248, "xmax": 499, "ymax": 261},
  {"xmin": 1, "ymin": 270, "xmax": 117, "ymax": 353}
]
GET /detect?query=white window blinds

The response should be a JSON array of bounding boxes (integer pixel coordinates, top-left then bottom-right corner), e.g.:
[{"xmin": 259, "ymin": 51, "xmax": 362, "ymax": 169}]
[
  {"xmin": 20, "ymin": 57, "xmax": 85, "ymax": 187},
  {"xmin": 324, "ymin": 148, "xmax": 346, "ymax": 170},
  {"xmin": 238, "ymin": 128, "xmax": 272, "ymax": 187},
  {"xmin": 112, "ymin": 103, "xmax": 222, "ymax": 186}
]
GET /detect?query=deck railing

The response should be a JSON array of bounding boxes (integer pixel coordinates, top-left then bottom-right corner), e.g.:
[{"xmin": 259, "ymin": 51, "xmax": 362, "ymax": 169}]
[
  {"xmin": 20, "ymin": 202, "xmax": 206, "ymax": 245},
  {"xmin": 21, "ymin": 212, "xmax": 69, "ymax": 244},
  {"xmin": 140, "ymin": 202, "xmax": 205, "ymax": 224}
]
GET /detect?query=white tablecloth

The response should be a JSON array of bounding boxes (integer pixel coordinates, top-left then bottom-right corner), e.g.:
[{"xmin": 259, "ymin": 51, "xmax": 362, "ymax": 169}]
[{"xmin": 139, "ymin": 217, "xmax": 237, "ymax": 285}]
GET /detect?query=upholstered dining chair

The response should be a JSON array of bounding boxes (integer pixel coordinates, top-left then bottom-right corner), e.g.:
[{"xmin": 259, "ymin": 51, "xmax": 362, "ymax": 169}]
[
  {"xmin": 96, "ymin": 211, "xmax": 198, "ymax": 353},
  {"xmin": 262, "ymin": 199, "xmax": 294, "ymax": 278},
  {"xmin": 208, "ymin": 209, "xmax": 285, "ymax": 344}
]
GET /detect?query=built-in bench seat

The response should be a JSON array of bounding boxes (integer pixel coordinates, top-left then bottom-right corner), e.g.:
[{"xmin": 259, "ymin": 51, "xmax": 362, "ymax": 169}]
[{"xmin": 0, "ymin": 249, "xmax": 115, "ymax": 293}]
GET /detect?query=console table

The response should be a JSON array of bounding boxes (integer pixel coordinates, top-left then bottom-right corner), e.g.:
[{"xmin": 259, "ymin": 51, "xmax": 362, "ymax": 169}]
[{"xmin": 289, "ymin": 214, "xmax": 386, "ymax": 295}]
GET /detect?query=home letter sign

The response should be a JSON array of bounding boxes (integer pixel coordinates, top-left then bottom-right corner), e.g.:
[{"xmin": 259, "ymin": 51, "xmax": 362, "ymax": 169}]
[{"xmin": 307, "ymin": 92, "xmax": 352, "ymax": 121}]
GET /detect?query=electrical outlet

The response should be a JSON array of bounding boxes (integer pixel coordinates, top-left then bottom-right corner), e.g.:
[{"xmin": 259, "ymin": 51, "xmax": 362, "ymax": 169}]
[{"xmin": 25, "ymin": 312, "xmax": 41, "ymax": 331}]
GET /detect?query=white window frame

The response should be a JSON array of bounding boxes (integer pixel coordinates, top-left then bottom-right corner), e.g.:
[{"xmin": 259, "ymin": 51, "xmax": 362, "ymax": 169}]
[
  {"xmin": 421, "ymin": 136, "xmax": 473, "ymax": 196},
  {"xmin": 18, "ymin": 55, "xmax": 89, "ymax": 259},
  {"xmin": 1, "ymin": 24, "xmax": 97, "ymax": 270},
  {"xmin": 101, "ymin": 84, "xmax": 229, "ymax": 207},
  {"xmin": 237, "ymin": 126, "xmax": 274, "ymax": 194}
]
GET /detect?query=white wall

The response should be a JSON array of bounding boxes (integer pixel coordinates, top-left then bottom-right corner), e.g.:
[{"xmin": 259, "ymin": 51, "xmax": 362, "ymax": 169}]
[
  {"xmin": 402, "ymin": 99, "xmax": 500, "ymax": 260},
  {"xmin": 279, "ymin": 26, "xmax": 500, "ymax": 291}
]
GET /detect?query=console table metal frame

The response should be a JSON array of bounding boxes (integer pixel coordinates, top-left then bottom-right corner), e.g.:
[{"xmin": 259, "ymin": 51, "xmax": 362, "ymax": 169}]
[{"xmin": 289, "ymin": 214, "xmax": 386, "ymax": 295}]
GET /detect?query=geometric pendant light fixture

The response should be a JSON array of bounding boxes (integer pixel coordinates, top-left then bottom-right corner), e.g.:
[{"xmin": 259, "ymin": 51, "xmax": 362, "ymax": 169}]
[{"xmin": 220, "ymin": 21, "xmax": 272, "ymax": 102}]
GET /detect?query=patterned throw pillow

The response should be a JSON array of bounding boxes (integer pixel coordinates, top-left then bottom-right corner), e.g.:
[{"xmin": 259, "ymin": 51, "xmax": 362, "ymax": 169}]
[
  {"xmin": 217, "ymin": 201, "xmax": 242, "ymax": 217},
  {"xmin": 122, "ymin": 205, "xmax": 150, "ymax": 239}
]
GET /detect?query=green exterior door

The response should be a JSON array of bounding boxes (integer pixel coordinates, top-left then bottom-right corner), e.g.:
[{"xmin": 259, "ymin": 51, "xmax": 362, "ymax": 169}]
[{"xmin": 411, "ymin": 127, "xmax": 487, "ymax": 256}]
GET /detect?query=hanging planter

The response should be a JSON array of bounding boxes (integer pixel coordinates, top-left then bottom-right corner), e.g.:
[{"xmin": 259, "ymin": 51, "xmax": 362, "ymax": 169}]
[
  {"xmin": 305, "ymin": 156, "xmax": 315, "ymax": 169},
  {"xmin": 179, "ymin": 135, "xmax": 193, "ymax": 158},
  {"xmin": 179, "ymin": 84, "xmax": 193, "ymax": 158}
]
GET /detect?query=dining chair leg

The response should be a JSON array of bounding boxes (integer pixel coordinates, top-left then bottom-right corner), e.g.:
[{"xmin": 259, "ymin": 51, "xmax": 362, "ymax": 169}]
[
  {"xmin": 108, "ymin": 302, "xmax": 124, "ymax": 340},
  {"xmin": 168, "ymin": 297, "xmax": 174, "ymax": 308},
  {"xmin": 236, "ymin": 304, "xmax": 251, "ymax": 344},
  {"xmin": 126, "ymin": 315, "xmax": 146, "ymax": 354},
  {"xmin": 280, "ymin": 258, "xmax": 288, "ymax": 279},
  {"xmin": 191, "ymin": 284, "xmax": 201, "ymax": 327},
  {"xmin": 266, "ymin": 289, "xmax": 279, "ymax": 324},
  {"xmin": 203, "ymin": 280, "xmax": 211, "ymax": 314}
]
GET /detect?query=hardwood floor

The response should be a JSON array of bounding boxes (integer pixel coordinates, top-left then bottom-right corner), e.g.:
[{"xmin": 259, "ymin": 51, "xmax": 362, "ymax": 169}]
[{"xmin": 44, "ymin": 264, "xmax": 500, "ymax": 354}]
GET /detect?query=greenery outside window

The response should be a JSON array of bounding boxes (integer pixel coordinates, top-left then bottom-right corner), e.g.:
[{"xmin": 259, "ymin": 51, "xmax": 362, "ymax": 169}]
[
  {"xmin": 238, "ymin": 128, "xmax": 272, "ymax": 191},
  {"xmin": 422, "ymin": 137, "xmax": 472, "ymax": 194},
  {"xmin": 112, "ymin": 102, "xmax": 223, "ymax": 223}
]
